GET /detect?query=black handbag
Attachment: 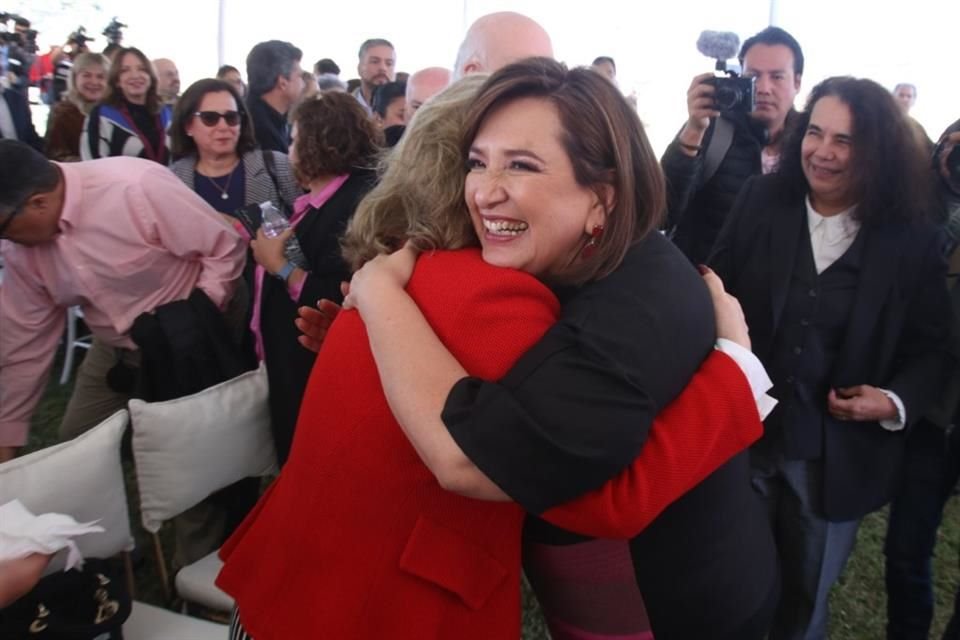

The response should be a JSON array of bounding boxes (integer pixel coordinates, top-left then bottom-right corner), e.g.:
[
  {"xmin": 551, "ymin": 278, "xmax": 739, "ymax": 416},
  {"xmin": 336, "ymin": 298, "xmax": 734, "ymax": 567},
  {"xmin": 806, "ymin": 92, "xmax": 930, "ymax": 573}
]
[{"xmin": 0, "ymin": 558, "xmax": 132, "ymax": 639}]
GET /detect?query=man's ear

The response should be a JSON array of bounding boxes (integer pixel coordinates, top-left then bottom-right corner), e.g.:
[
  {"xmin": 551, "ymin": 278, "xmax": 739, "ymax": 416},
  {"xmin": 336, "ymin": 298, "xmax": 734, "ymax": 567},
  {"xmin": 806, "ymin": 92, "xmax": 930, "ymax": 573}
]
[{"xmin": 794, "ymin": 73, "xmax": 802, "ymax": 91}]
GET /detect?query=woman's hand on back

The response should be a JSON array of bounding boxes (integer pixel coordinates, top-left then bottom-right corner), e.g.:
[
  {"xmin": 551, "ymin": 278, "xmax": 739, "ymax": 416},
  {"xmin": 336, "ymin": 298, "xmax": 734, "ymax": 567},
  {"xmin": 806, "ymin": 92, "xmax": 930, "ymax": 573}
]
[
  {"xmin": 342, "ymin": 244, "xmax": 418, "ymax": 315},
  {"xmin": 700, "ymin": 265, "xmax": 751, "ymax": 350},
  {"xmin": 296, "ymin": 299, "xmax": 341, "ymax": 353}
]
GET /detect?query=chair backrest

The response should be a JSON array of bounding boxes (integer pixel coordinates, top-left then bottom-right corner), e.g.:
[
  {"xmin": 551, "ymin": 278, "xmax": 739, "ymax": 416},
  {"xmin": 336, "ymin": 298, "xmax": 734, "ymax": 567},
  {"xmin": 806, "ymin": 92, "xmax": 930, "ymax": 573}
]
[
  {"xmin": 128, "ymin": 364, "xmax": 277, "ymax": 533},
  {"xmin": 0, "ymin": 410, "xmax": 134, "ymax": 573}
]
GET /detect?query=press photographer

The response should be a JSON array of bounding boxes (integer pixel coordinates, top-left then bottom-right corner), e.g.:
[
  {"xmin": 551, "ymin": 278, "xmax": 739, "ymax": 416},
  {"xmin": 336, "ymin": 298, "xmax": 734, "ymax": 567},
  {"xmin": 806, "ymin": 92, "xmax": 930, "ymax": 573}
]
[
  {"xmin": 662, "ymin": 26, "xmax": 804, "ymax": 264},
  {"xmin": 0, "ymin": 12, "xmax": 34, "ymax": 92},
  {"xmin": 50, "ymin": 26, "xmax": 93, "ymax": 103},
  {"xmin": 0, "ymin": 12, "xmax": 41, "ymax": 148}
]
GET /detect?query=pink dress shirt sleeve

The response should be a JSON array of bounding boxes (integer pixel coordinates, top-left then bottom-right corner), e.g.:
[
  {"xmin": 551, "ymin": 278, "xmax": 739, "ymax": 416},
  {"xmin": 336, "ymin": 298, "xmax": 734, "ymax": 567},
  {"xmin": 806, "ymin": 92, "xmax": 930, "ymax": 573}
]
[
  {"xmin": 136, "ymin": 166, "xmax": 246, "ymax": 309},
  {"xmin": 0, "ymin": 250, "xmax": 67, "ymax": 447}
]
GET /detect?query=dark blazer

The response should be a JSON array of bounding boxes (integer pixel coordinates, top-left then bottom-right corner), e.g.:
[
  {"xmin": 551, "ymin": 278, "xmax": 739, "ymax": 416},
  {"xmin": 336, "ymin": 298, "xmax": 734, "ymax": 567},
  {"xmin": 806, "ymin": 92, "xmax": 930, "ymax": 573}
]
[
  {"xmin": 709, "ymin": 174, "xmax": 951, "ymax": 520},
  {"xmin": 1, "ymin": 88, "xmax": 43, "ymax": 151},
  {"xmin": 259, "ymin": 169, "xmax": 376, "ymax": 464}
]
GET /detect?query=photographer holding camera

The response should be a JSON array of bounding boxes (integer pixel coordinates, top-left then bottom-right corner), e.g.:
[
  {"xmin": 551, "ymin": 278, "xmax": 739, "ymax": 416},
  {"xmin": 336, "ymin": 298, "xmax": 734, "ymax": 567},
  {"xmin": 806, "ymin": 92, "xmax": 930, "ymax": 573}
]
[{"xmin": 663, "ymin": 26, "xmax": 804, "ymax": 264}]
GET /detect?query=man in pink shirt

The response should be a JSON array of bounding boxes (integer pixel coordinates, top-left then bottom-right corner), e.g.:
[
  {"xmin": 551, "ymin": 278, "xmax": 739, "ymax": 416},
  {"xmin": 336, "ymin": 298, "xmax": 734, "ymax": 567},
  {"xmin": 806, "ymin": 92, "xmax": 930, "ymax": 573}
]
[{"xmin": 0, "ymin": 140, "xmax": 245, "ymax": 463}]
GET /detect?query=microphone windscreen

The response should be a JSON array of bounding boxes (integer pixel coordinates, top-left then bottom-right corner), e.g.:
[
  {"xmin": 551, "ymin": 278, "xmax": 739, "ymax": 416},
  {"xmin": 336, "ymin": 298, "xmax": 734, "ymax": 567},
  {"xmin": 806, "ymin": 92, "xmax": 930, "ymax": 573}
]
[{"xmin": 696, "ymin": 30, "xmax": 741, "ymax": 61}]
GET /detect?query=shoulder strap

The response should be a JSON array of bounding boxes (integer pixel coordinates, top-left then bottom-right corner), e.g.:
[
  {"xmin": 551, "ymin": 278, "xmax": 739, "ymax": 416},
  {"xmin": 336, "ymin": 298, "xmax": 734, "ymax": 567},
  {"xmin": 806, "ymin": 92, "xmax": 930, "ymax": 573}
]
[
  {"xmin": 261, "ymin": 150, "xmax": 290, "ymax": 214},
  {"xmin": 701, "ymin": 116, "xmax": 734, "ymax": 186}
]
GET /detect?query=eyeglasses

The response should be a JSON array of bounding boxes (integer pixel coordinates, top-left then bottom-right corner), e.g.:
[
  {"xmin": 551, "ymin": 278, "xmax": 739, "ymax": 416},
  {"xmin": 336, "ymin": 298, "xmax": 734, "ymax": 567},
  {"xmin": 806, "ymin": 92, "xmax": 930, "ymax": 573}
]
[{"xmin": 194, "ymin": 110, "xmax": 241, "ymax": 127}]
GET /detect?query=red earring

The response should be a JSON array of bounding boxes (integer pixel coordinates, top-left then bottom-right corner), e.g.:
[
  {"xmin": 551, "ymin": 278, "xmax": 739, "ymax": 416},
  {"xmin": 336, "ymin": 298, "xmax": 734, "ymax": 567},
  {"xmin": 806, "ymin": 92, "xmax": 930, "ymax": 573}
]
[{"xmin": 581, "ymin": 225, "xmax": 604, "ymax": 259}]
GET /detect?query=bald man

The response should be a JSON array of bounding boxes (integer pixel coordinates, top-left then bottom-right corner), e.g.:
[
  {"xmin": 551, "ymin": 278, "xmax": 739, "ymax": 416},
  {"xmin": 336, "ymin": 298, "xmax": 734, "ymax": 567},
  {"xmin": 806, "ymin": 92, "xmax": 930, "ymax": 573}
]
[
  {"xmin": 153, "ymin": 57, "xmax": 180, "ymax": 105},
  {"xmin": 453, "ymin": 11, "xmax": 553, "ymax": 80},
  {"xmin": 404, "ymin": 67, "xmax": 451, "ymax": 123}
]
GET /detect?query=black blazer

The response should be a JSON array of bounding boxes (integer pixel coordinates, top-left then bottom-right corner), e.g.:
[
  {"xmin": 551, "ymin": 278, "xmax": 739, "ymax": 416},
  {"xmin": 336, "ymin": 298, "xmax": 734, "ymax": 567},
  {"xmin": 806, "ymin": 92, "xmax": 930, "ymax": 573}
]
[
  {"xmin": 709, "ymin": 174, "xmax": 951, "ymax": 520},
  {"xmin": 260, "ymin": 169, "xmax": 376, "ymax": 464},
  {"xmin": 1, "ymin": 88, "xmax": 42, "ymax": 151}
]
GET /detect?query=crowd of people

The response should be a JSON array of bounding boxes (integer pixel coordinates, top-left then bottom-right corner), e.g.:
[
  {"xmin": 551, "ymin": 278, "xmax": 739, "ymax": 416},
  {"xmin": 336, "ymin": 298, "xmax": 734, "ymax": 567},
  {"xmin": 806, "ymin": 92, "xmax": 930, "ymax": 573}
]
[{"xmin": 2, "ymin": 8, "xmax": 960, "ymax": 640}]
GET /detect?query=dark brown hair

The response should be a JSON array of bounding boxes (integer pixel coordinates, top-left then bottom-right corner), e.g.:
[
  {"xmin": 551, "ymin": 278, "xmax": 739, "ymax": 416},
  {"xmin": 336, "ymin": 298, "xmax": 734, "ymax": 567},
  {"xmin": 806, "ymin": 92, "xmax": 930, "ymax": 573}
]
[
  {"xmin": 461, "ymin": 57, "xmax": 666, "ymax": 285},
  {"xmin": 290, "ymin": 91, "xmax": 382, "ymax": 183},
  {"xmin": 778, "ymin": 76, "xmax": 933, "ymax": 224},
  {"xmin": 102, "ymin": 47, "xmax": 161, "ymax": 114},
  {"xmin": 170, "ymin": 79, "xmax": 257, "ymax": 160}
]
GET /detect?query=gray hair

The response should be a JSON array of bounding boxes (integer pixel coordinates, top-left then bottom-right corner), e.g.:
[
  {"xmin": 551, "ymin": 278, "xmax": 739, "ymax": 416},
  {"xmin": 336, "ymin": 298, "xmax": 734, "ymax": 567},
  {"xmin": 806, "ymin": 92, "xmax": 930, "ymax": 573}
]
[{"xmin": 317, "ymin": 73, "xmax": 347, "ymax": 92}]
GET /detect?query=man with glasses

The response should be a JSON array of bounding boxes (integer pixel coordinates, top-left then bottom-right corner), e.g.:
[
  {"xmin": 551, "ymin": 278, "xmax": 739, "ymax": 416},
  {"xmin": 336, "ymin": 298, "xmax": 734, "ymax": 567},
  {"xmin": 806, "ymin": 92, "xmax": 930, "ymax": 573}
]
[{"xmin": 0, "ymin": 140, "xmax": 245, "ymax": 462}]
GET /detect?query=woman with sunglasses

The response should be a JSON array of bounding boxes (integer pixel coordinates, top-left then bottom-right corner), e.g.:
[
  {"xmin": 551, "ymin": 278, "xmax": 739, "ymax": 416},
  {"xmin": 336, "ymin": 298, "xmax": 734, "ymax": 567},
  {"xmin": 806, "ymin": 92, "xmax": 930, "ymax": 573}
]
[
  {"xmin": 170, "ymin": 78, "xmax": 301, "ymax": 216},
  {"xmin": 80, "ymin": 47, "xmax": 172, "ymax": 164}
]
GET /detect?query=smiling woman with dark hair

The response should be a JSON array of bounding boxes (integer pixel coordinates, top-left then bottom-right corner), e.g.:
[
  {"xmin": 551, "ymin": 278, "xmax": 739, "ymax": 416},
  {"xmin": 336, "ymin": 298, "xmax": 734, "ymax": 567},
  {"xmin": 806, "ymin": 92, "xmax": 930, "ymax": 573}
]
[{"xmin": 709, "ymin": 76, "xmax": 950, "ymax": 639}]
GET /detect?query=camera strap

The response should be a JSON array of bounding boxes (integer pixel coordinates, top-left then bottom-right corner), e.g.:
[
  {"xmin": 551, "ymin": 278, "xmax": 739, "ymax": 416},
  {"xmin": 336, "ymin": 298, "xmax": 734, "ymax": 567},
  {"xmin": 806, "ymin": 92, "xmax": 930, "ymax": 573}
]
[{"xmin": 702, "ymin": 116, "xmax": 734, "ymax": 185}]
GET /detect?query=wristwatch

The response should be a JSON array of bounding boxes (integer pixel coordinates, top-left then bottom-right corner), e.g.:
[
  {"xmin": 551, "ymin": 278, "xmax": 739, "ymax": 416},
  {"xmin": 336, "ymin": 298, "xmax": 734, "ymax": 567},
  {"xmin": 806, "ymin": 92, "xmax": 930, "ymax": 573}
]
[{"xmin": 274, "ymin": 261, "xmax": 295, "ymax": 282}]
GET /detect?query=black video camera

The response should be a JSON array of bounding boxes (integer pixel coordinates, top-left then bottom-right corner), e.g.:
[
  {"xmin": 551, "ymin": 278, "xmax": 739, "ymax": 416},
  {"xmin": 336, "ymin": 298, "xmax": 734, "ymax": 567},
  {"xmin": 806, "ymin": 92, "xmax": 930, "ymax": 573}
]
[
  {"xmin": 67, "ymin": 26, "xmax": 93, "ymax": 48},
  {"xmin": 102, "ymin": 17, "xmax": 126, "ymax": 46},
  {"xmin": 706, "ymin": 72, "xmax": 755, "ymax": 114}
]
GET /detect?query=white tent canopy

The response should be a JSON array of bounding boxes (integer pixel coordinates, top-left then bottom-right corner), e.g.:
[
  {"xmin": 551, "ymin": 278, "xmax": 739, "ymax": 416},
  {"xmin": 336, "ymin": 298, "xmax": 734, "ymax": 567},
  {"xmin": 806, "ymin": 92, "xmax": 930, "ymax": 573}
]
[{"xmin": 10, "ymin": 0, "xmax": 958, "ymax": 151}]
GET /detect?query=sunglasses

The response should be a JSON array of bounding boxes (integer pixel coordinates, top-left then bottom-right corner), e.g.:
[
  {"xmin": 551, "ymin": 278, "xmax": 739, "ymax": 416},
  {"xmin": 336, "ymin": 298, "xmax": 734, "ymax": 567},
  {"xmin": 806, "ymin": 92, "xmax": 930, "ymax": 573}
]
[{"xmin": 194, "ymin": 110, "xmax": 241, "ymax": 127}]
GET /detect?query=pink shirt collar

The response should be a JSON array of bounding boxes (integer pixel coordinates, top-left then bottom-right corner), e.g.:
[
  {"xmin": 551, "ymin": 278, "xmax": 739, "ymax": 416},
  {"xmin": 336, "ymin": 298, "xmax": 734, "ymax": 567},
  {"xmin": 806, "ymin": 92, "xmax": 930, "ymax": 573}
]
[{"xmin": 292, "ymin": 174, "xmax": 350, "ymax": 222}]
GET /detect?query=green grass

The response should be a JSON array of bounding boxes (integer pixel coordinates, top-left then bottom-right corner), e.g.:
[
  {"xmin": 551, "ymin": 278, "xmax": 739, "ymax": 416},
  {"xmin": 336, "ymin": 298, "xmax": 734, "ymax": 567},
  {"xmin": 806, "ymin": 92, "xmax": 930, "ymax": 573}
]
[{"xmin": 26, "ymin": 349, "xmax": 960, "ymax": 638}]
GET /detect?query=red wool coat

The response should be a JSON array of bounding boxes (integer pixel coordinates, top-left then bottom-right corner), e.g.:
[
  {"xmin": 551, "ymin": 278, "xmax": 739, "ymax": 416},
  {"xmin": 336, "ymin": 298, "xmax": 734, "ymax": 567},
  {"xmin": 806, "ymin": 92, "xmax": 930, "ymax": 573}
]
[{"xmin": 217, "ymin": 248, "xmax": 761, "ymax": 639}]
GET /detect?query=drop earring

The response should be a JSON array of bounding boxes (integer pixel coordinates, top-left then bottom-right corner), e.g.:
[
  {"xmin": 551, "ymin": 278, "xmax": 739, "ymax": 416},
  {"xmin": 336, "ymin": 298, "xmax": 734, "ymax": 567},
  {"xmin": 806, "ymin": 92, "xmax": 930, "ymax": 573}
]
[{"xmin": 581, "ymin": 225, "xmax": 604, "ymax": 259}]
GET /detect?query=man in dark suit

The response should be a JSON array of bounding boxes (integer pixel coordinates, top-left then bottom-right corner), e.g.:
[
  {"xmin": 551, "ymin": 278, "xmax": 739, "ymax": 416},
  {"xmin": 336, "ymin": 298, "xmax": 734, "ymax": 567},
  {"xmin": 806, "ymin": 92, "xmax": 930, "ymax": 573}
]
[
  {"xmin": 709, "ymin": 77, "xmax": 951, "ymax": 639},
  {"xmin": 244, "ymin": 40, "xmax": 303, "ymax": 153},
  {"xmin": 0, "ymin": 86, "xmax": 42, "ymax": 151}
]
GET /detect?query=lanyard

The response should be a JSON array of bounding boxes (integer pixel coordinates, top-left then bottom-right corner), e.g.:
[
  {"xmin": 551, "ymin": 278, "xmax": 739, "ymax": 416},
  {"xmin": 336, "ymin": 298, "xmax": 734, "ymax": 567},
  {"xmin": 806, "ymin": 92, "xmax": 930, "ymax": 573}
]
[{"xmin": 119, "ymin": 103, "xmax": 166, "ymax": 163}]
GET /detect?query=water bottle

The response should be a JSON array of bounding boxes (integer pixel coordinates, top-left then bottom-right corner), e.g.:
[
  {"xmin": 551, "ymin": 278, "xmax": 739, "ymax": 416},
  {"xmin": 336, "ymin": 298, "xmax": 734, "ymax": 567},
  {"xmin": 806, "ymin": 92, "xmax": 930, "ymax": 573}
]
[{"xmin": 259, "ymin": 201, "xmax": 289, "ymax": 238}]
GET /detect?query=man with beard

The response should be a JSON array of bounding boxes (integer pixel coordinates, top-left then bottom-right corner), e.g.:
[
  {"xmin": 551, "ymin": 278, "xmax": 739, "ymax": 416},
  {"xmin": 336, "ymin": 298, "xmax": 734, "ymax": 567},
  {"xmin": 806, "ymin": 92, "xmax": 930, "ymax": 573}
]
[{"xmin": 352, "ymin": 38, "xmax": 395, "ymax": 115}]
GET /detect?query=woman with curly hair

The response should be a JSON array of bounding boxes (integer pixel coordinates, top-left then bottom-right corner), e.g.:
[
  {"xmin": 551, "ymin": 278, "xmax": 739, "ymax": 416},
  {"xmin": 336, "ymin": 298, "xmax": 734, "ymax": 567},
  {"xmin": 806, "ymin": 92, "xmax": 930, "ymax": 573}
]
[{"xmin": 249, "ymin": 90, "xmax": 381, "ymax": 463}]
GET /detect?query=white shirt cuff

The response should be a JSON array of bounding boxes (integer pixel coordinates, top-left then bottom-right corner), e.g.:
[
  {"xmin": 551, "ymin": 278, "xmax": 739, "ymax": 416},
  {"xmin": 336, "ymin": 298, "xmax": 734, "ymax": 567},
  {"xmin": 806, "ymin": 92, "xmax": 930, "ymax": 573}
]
[
  {"xmin": 715, "ymin": 339, "xmax": 778, "ymax": 420},
  {"xmin": 878, "ymin": 389, "xmax": 907, "ymax": 431}
]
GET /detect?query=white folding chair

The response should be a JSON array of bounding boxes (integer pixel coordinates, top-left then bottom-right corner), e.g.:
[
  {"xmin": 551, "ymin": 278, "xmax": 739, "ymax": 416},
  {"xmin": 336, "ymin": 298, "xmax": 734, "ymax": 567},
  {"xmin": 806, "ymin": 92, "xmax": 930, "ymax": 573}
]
[
  {"xmin": 129, "ymin": 364, "xmax": 278, "ymax": 614},
  {"xmin": 60, "ymin": 306, "xmax": 93, "ymax": 385},
  {"xmin": 0, "ymin": 410, "xmax": 228, "ymax": 638}
]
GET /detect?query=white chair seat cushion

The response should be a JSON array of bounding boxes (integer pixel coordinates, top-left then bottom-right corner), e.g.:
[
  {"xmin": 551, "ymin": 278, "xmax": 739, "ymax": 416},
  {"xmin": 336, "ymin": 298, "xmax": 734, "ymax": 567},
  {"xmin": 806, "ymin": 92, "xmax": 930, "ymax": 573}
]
[
  {"xmin": 129, "ymin": 364, "xmax": 277, "ymax": 533},
  {"xmin": 0, "ymin": 411, "xmax": 133, "ymax": 571},
  {"xmin": 174, "ymin": 550, "xmax": 234, "ymax": 612},
  {"xmin": 124, "ymin": 601, "xmax": 228, "ymax": 639}
]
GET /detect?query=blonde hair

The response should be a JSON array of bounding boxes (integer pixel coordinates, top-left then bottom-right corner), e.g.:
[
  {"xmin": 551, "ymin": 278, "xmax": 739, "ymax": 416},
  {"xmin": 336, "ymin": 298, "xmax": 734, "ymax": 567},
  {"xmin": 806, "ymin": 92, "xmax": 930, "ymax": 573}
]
[
  {"xmin": 67, "ymin": 53, "xmax": 110, "ymax": 114},
  {"xmin": 342, "ymin": 74, "xmax": 488, "ymax": 271}
]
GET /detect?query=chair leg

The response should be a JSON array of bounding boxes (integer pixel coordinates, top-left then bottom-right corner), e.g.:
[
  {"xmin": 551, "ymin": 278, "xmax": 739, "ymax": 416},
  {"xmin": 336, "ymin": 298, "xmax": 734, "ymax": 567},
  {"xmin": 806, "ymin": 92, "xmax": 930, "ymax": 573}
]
[
  {"xmin": 151, "ymin": 532, "xmax": 173, "ymax": 604},
  {"xmin": 60, "ymin": 308, "xmax": 76, "ymax": 385},
  {"xmin": 122, "ymin": 550, "xmax": 137, "ymax": 600}
]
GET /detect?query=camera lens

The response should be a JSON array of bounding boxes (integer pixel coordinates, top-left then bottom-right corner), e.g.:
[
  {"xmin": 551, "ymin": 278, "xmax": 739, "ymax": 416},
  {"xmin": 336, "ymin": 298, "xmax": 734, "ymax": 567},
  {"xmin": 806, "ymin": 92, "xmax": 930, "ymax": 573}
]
[{"xmin": 714, "ymin": 86, "xmax": 740, "ymax": 110}]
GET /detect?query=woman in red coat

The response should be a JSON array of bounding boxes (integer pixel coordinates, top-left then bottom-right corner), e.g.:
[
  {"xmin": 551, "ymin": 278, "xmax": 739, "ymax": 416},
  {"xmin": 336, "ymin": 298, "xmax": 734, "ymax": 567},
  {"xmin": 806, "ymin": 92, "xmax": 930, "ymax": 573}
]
[{"xmin": 218, "ymin": 70, "xmax": 771, "ymax": 639}]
